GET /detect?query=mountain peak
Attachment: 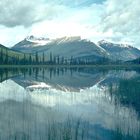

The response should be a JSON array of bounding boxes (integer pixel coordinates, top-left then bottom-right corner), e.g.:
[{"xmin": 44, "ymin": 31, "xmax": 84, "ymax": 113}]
[
  {"xmin": 26, "ymin": 35, "xmax": 35, "ymax": 40},
  {"xmin": 98, "ymin": 40, "xmax": 110, "ymax": 44},
  {"xmin": 98, "ymin": 40, "xmax": 133, "ymax": 48},
  {"xmin": 26, "ymin": 35, "xmax": 50, "ymax": 41},
  {"xmin": 25, "ymin": 35, "xmax": 82, "ymax": 45},
  {"xmin": 25, "ymin": 35, "xmax": 50, "ymax": 45},
  {"xmin": 12, "ymin": 36, "xmax": 140, "ymax": 62},
  {"xmin": 54, "ymin": 36, "xmax": 82, "ymax": 44}
]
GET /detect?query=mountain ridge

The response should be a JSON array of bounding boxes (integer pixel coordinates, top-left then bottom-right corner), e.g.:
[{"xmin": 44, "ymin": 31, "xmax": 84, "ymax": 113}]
[
  {"xmin": 12, "ymin": 36, "xmax": 110, "ymax": 64},
  {"xmin": 0, "ymin": 43, "xmax": 36, "ymax": 65},
  {"xmin": 12, "ymin": 36, "xmax": 140, "ymax": 62},
  {"xmin": 98, "ymin": 40, "xmax": 140, "ymax": 61}
]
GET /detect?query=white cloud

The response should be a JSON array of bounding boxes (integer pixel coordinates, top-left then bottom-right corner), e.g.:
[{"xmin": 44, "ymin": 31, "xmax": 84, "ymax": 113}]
[
  {"xmin": 100, "ymin": 0, "xmax": 140, "ymax": 47},
  {"xmin": 0, "ymin": 2, "xmax": 104, "ymax": 47},
  {"xmin": 0, "ymin": 25, "xmax": 30, "ymax": 47},
  {"xmin": 0, "ymin": 0, "xmax": 140, "ymax": 48},
  {"xmin": 0, "ymin": 0, "xmax": 67, "ymax": 27},
  {"xmin": 29, "ymin": 3, "xmax": 104, "ymax": 39}
]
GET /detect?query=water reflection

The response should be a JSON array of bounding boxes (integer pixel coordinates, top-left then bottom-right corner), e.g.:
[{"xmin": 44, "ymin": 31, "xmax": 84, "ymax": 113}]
[{"xmin": 0, "ymin": 67, "xmax": 140, "ymax": 140}]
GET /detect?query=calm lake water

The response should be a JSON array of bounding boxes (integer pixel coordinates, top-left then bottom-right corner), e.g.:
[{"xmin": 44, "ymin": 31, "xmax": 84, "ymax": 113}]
[{"xmin": 0, "ymin": 67, "xmax": 140, "ymax": 140}]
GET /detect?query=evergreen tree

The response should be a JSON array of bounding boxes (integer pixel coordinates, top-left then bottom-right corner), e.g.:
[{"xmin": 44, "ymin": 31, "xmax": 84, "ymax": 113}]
[
  {"xmin": 61, "ymin": 56, "xmax": 64, "ymax": 65},
  {"xmin": 23, "ymin": 53, "xmax": 26, "ymax": 65},
  {"xmin": 35, "ymin": 52, "xmax": 39, "ymax": 64},
  {"xmin": 53, "ymin": 56, "xmax": 56, "ymax": 64},
  {"xmin": 0, "ymin": 48, "xmax": 3, "ymax": 64},
  {"xmin": 50, "ymin": 52, "xmax": 53, "ymax": 64},
  {"xmin": 57, "ymin": 55, "xmax": 60, "ymax": 64},
  {"xmin": 5, "ymin": 49, "xmax": 8, "ymax": 64},
  {"xmin": 70, "ymin": 56, "xmax": 73, "ymax": 65},
  {"xmin": 29, "ymin": 54, "xmax": 32, "ymax": 65},
  {"xmin": 42, "ymin": 52, "xmax": 45, "ymax": 64}
]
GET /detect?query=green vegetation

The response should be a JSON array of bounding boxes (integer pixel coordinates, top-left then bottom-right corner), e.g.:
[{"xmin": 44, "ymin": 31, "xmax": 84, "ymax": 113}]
[
  {"xmin": 0, "ymin": 44, "xmax": 140, "ymax": 66},
  {"xmin": 0, "ymin": 44, "xmax": 111, "ymax": 65},
  {"xmin": 0, "ymin": 44, "xmax": 46, "ymax": 65},
  {"xmin": 0, "ymin": 44, "xmax": 32, "ymax": 65},
  {"xmin": 113, "ymin": 77, "xmax": 140, "ymax": 115},
  {"xmin": 129, "ymin": 57, "xmax": 140, "ymax": 64}
]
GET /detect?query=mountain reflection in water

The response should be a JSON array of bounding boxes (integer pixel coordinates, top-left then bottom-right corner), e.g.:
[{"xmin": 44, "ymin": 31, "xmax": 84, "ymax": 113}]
[{"xmin": 0, "ymin": 67, "xmax": 140, "ymax": 140}]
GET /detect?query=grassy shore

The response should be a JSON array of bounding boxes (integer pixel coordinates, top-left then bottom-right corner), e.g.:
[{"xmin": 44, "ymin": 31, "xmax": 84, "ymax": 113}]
[{"xmin": 0, "ymin": 64, "xmax": 140, "ymax": 69}]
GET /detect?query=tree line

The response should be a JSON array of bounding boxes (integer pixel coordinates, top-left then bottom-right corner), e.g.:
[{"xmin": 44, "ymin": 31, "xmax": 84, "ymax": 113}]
[
  {"xmin": 47, "ymin": 52, "xmax": 110, "ymax": 65},
  {"xmin": 0, "ymin": 47, "xmax": 110, "ymax": 65},
  {"xmin": 0, "ymin": 47, "xmax": 45, "ymax": 65}
]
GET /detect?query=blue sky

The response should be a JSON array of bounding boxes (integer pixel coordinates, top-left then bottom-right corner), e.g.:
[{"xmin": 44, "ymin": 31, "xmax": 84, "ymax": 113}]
[
  {"xmin": 0, "ymin": 0, "xmax": 139, "ymax": 48},
  {"xmin": 48, "ymin": 0, "xmax": 105, "ymax": 7}
]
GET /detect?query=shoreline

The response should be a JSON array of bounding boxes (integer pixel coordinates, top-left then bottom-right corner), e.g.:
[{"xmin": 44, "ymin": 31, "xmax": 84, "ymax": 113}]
[{"xmin": 0, "ymin": 64, "xmax": 140, "ymax": 69}]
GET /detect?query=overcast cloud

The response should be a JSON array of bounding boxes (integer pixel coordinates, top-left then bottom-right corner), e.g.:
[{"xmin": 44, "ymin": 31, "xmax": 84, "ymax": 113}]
[
  {"xmin": 100, "ymin": 0, "xmax": 140, "ymax": 45},
  {"xmin": 0, "ymin": 0, "xmax": 139, "ymax": 48},
  {"xmin": 0, "ymin": 0, "xmax": 67, "ymax": 27}
]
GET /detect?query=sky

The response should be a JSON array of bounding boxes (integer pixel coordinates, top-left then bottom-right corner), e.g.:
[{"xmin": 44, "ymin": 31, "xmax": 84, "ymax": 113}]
[{"xmin": 0, "ymin": 0, "xmax": 139, "ymax": 48}]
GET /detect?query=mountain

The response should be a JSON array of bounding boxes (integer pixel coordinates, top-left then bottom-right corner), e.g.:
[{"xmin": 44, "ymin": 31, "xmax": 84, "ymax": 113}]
[
  {"xmin": 13, "ymin": 35, "xmax": 51, "ymax": 51},
  {"xmin": 0, "ymin": 44, "xmax": 23, "ymax": 57},
  {"xmin": 12, "ymin": 36, "xmax": 110, "ymax": 64},
  {"xmin": 0, "ymin": 43, "xmax": 34, "ymax": 65},
  {"xmin": 12, "ymin": 36, "xmax": 140, "ymax": 63},
  {"xmin": 127, "ymin": 57, "xmax": 140, "ymax": 64},
  {"xmin": 98, "ymin": 40, "xmax": 140, "ymax": 61}
]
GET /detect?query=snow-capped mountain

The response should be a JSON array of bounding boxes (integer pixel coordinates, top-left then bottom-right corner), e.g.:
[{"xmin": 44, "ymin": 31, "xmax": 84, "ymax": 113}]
[
  {"xmin": 26, "ymin": 35, "xmax": 51, "ymax": 45},
  {"xmin": 12, "ymin": 36, "xmax": 110, "ymax": 63},
  {"xmin": 14, "ymin": 35, "xmax": 83, "ymax": 48},
  {"xmin": 98, "ymin": 40, "xmax": 140, "ymax": 61},
  {"xmin": 12, "ymin": 36, "xmax": 140, "ymax": 62}
]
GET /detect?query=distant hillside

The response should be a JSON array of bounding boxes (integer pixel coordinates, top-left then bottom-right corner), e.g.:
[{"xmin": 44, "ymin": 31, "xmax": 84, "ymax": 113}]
[
  {"xmin": 98, "ymin": 40, "xmax": 140, "ymax": 61},
  {"xmin": 127, "ymin": 57, "xmax": 140, "ymax": 64},
  {"xmin": 12, "ymin": 36, "xmax": 110, "ymax": 64},
  {"xmin": 12, "ymin": 36, "xmax": 140, "ymax": 63},
  {"xmin": 0, "ymin": 44, "xmax": 36, "ymax": 65}
]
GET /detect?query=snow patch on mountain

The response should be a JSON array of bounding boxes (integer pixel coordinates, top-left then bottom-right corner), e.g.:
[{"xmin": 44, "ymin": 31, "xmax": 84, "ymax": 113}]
[
  {"xmin": 98, "ymin": 40, "xmax": 140, "ymax": 61},
  {"xmin": 26, "ymin": 35, "xmax": 51, "ymax": 46},
  {"xmin": 98, "ymin": 40, "xmax": 134, "ymax": 49},
  {"xmin": 25, "ymin": 36, "xmax": 83, "ymax": 46},
  {"xmin": 55, "ymin": 36, "xmax": 81, "ymax": 44},
  {"xmin": 95, "ymin": 43, "xmax": 110, "ymax": 56}
]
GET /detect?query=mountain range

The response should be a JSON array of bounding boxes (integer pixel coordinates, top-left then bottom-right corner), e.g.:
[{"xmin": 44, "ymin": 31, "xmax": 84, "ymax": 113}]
[
  {"xmin": 12, "ymin": 36, "xmax": 140, "ymax": 62},
  {"xmin": 98, "ymin": 40, "xmax": 140, "ymax": 61},
  {"xmin": 12, "ymin": 36, "xmax": 110, "ymax": 64},
  {"xmin": 0, "ymin": 35, "xmax": 140, "ymax": 65}
]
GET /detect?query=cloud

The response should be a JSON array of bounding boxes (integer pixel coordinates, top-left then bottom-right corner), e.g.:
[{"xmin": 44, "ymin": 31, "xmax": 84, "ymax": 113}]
[
  {"xmin": 99, "ymin": 0, "xmax": 140, "ymax": 47},
  {"xmin": 44, "ymin": 0, "xmax": 104, "ymax": 7},
  {"xmin": 0, "ymin": 0, "xmax": 67, "ymax": 27},
  {"xmin": 0, "ymin": 0, "xmax": 105, "ymax": 27},
  {"xmin": 28, "ymin": 3, "xmax": 104, "ymax": 41},
  {"xmin": 0, "ymin": 0, "xmax": 140, "ymax": 48},
  {"xmin": 0, "ymin": 25, "xmax": 30, "ymax": 47}
]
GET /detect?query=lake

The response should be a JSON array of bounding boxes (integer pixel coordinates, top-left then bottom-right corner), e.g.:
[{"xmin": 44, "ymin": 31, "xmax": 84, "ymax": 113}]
[{"xmin": 0, "ymin": 67, "xmax": 140, "ymax": 140}]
